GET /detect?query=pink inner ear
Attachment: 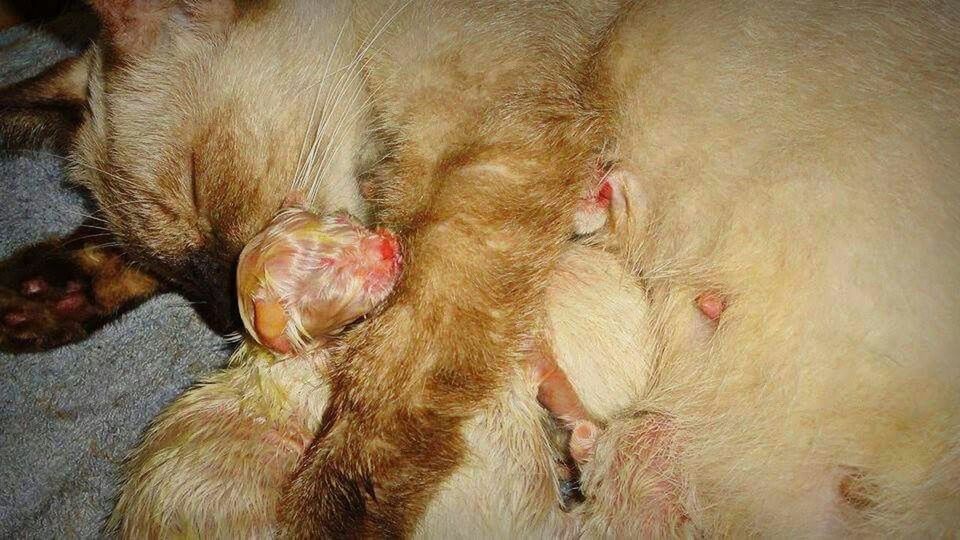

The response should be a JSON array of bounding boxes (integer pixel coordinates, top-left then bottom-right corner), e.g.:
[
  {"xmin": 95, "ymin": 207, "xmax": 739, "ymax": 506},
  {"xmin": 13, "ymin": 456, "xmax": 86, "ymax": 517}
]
[
  {"xmin": 596, "ymin": 179, "xmax": 613, "ymax": 208},
  {"xmin": 88, "ymin": 0, "xmax": 159, "ymax": 54},
  {"xmin": 88, "ymin": 0, "xmax": 236, "ymax": 56}
]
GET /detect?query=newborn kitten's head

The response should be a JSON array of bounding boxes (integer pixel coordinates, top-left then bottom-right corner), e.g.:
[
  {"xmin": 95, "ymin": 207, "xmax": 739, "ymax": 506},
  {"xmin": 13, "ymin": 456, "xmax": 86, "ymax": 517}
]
[
  {"xmin": 11, "ymin": 0, "xmax": 372, "ymax": 331},
  {"xmin": 237, "ymin": 208, "xmax": 401, "ymax": 354}
]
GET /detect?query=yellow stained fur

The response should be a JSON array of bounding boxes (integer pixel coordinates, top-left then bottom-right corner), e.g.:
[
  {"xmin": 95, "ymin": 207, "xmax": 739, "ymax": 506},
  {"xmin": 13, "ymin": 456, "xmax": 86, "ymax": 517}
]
[{"xmin": 111, "ymin": 246, "xmax": 655, "ymax": 538}]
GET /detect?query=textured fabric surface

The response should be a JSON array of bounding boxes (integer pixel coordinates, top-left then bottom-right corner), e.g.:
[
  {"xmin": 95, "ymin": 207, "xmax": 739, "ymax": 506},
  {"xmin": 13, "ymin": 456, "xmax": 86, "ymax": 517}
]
[{"xmin": 0, "ymin": 18, "xmax": 231, "ymax": 539}]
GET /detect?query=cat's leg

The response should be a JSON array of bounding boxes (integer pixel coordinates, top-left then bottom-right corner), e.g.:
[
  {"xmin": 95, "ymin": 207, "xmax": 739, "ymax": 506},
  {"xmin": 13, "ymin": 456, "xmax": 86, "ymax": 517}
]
[
  {"xmin": 578, "ymin": 411, "xmax": 693, "ymax": 537},
  {"xmin": 109, "ymin": 347, "xmax": 325, "ymax": 538},
  {"xmin": 0, "ymin": 220, "xmax": 159, "ymax": 352},
  {"xmin": 0, "ymin": 50, "xmax": 158, "ymax": 352}
]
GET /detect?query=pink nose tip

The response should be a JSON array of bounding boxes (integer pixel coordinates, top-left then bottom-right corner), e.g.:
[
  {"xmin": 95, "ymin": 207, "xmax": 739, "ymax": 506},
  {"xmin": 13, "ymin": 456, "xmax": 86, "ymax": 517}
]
[
  {"xmin": 597, "ymin": 179, "xmax": 613, "ymax": 207},
  {"xmin": 376, "ymin": 230, "xmax": 399, "ymax": 262}
]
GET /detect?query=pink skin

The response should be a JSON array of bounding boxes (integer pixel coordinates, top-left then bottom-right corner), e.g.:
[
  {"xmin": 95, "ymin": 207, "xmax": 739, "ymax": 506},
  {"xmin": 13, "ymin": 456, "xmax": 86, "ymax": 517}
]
[
  {"xmin": 237, "ymin": 208, "xmax": 402, "ymax": 354},
  {"xmin": 696, "ymin": 292, "xmax": 726, "ymax": 322},
  {"xmin": 20, "ymin": 278, "xmax": 48, "ymax": 296},
  {"xmin": 529, "ymin": 342, "xmax": 599, "ymax": 465},
  {"xmin": 531, "ymin": 345, "xmax": 689, "ymax": 528},
  {"xmin": 573, "ymin": 161, "xmax": 616, "ymax": 236}
]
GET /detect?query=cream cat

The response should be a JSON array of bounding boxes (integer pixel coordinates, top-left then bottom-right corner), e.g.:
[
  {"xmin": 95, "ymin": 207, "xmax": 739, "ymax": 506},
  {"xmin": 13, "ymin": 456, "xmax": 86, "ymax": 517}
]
[
  {"xmin": 575, "ymin": 1, "xmax": 960, "ymax": 536},
  {"xmin": 7, "ymin": 0, "xmax": 958, "ymax": 536}
]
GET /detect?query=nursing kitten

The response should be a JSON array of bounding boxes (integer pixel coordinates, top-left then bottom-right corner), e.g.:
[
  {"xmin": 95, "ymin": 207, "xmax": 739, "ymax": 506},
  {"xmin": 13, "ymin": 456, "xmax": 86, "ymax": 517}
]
[
  {"xmin": 112, "ymin": 216, "xmax": 656, "ymax": 536},
  {"xmin": 572, "ymin": 1, "xmax": 960, "ymax": 536}
]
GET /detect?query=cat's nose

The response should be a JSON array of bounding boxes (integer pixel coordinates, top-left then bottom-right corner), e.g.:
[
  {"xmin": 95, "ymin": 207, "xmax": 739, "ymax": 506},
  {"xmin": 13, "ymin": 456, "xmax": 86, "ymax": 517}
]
[{"xmin": 177, "ymin": 250, "xmax": 242, "ymax": 335}]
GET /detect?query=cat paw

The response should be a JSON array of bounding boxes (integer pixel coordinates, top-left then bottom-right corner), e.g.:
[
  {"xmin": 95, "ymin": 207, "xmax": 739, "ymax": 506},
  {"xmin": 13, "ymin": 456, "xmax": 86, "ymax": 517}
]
[{"xmin": 0, "ymin": 223, "xmax": 159, "ymax": 352}]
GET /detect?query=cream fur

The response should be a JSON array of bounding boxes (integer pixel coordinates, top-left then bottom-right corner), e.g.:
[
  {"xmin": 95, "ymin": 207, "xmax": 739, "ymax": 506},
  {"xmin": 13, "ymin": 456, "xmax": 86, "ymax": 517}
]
[
  {"xmin": 580, "ymin": 1, "xmax": 960, "ymax": 537},
  {"xmin": 104, "ymin": 0, "xmax": 960, "ymax": 536}
]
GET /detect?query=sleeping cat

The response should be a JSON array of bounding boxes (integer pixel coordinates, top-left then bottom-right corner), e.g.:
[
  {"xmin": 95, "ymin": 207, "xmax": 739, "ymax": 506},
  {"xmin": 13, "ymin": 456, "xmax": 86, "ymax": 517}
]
[
  {"xmin": 1, "ymin": 0, "xmax": 620, "ymax": 535},
  {"xmin": 111, "ymin": 1, "xmax": 960, "ymax": 531},
  {"xmin": 6, "ymin": 0, "xmax": 958, "ymax": 536}
]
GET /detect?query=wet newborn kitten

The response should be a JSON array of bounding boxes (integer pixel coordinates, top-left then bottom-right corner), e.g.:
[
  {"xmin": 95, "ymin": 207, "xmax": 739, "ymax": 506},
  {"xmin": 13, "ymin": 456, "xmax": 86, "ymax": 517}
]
[{"xmin": 111, "ymin": 206, "xmax": 402, "ymax": 536}]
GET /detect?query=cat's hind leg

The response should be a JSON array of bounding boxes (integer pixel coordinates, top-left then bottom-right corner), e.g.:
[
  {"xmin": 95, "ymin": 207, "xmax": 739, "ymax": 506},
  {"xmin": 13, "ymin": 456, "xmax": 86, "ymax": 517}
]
[{"xmin": 109, "ymin": 346, "xmax": 325, "ymax": 538}]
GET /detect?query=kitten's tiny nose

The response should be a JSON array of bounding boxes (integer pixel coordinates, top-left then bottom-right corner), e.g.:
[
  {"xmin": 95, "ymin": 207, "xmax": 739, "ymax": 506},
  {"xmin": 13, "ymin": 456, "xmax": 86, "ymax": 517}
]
[{"xmin": 373, "ymin": 228, "xmax": 400, "ymax": 263}]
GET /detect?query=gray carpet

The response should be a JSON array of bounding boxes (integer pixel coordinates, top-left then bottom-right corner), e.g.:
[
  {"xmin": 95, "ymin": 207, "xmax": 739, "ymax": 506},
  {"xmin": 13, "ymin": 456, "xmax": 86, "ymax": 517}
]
[{"xmin": 0, "ymin": 18, "xmax": 230, "ymax": 539}]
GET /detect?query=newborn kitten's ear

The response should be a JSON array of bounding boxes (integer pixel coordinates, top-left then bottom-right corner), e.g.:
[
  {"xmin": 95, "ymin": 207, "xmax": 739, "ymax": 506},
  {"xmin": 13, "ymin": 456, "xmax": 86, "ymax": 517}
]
[
  {"xmin": 573, "ymin": 163, "xmax": 639, "ymax": 237},
  {"xmin": 0, "ymin": 51, "xmax": 93, "ymax": 149},
  {"xmin": 88, "ymin": 0, "xmax": 237, "ymax": 58},
  {"xmin": 574, "ymin": 161, "xmax": 623, "ymax": 237}
]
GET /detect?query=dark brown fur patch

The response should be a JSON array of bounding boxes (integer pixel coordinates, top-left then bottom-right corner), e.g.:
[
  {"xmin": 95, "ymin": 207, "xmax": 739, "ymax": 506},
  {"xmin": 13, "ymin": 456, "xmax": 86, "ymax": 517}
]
[
  {"xmin": 838, "ymin": 469, "xmax": 876, "ymax": 511},
  {"xmin": 0, "ymin": 220, "xmax": 159, "ymax": 352},
  {"xmin": 0, "ymin": 54, "xmax": 91, "ymax": 149}
]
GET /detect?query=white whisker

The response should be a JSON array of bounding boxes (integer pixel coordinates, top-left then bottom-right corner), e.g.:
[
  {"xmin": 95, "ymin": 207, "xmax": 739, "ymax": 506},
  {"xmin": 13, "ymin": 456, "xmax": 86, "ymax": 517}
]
[
  {"xmin": 294, "ymin": 0, "xmax": 411, "ymax": 202},
  {"xmin": 293, "ymin": 16, "xmax": 350, "ymax": 192}
]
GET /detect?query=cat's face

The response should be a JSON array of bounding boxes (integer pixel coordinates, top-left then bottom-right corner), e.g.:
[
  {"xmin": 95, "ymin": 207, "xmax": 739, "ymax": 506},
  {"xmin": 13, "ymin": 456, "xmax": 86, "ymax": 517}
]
[{"xmin": 65, "ymin": 0, "xmax": 369, "ymax": 330}]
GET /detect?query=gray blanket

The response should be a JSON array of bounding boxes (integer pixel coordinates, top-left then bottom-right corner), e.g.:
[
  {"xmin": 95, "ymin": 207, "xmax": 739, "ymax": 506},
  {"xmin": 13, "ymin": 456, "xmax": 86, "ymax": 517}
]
[{"xmin": 0, "ymin": 20, "xmax": 230, "ymax": 539}]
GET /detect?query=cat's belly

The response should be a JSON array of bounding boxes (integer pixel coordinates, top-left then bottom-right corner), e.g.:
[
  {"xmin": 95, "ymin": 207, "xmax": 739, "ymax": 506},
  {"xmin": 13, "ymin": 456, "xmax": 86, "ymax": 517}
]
[{"xmin": 581, "ymin": 0, "xmax": 960, "ymax": 535}]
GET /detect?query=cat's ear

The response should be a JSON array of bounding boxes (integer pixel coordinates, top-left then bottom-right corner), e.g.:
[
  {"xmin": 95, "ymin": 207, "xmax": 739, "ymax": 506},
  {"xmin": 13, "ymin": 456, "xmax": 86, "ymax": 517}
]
[
  {"xmin": 0, "ymin": 51, "xmax": 94, "ymax": 150},
  {"xmin": 87, "ymin": 0, "xmax": 237, "ymax": 58}
]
